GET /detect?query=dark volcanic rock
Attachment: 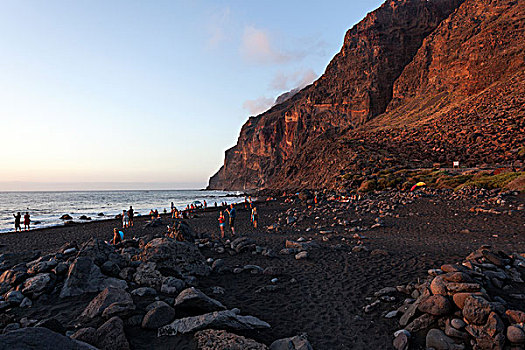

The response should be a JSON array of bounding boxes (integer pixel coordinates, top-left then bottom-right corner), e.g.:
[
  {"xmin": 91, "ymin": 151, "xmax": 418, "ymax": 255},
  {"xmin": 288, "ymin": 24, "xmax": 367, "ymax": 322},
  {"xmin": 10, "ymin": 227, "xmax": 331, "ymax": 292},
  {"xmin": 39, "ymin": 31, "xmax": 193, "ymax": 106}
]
[
  {"xmin": 60, "ymin": 257, "xmax": 127, "ymax": 298},
  {"xmin": 174, "ymin": 287, "xmax": 226, "ymax": 315},
  {"xmin": 137, "ymin": 237, "xmax": 210, "ymax": 277},
  {"xmin": 0, "ymin": 327, "xmax": 94, "ymax": 350},
  {"xmin": 80, "ymin": 287, "xmax": 133, "ymax": 320}
]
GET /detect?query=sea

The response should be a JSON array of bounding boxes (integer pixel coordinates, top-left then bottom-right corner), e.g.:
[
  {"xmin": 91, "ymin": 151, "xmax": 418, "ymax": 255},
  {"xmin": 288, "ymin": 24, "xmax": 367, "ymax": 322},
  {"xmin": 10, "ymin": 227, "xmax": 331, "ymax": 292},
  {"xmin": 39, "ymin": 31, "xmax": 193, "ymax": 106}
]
[{"xmin": 0, "ymin": 190, "xmax": 241, "ymax": 234}]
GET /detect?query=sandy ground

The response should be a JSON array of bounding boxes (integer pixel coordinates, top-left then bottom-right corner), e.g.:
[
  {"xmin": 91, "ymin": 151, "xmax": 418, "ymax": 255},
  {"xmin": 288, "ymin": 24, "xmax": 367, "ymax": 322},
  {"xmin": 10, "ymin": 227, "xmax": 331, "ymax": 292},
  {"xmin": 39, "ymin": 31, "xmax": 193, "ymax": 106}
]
[{"xmin": 0, "ymin": 192, "xmax": 524, "ymax": 349}]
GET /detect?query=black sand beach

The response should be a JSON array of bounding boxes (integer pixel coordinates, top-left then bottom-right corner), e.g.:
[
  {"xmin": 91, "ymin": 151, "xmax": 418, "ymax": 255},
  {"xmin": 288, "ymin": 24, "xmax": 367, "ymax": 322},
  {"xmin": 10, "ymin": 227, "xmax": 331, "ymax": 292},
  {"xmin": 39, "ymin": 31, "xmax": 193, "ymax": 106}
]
[{"xmin": 0, "ymin": 190, "xmax": 524, "ymax": 349}]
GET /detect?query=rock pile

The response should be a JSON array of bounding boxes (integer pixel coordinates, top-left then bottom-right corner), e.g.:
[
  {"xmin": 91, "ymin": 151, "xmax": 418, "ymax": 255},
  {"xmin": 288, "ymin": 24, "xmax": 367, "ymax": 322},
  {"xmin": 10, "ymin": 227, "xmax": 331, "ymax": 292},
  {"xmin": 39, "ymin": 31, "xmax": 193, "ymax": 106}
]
[
  {"xmin": 383, "ymin": 246, "xmax": 525, "ymax": 350},
  {"xmin": 0, "ymin": 220, "xmax": 313, "ymax": 349}
]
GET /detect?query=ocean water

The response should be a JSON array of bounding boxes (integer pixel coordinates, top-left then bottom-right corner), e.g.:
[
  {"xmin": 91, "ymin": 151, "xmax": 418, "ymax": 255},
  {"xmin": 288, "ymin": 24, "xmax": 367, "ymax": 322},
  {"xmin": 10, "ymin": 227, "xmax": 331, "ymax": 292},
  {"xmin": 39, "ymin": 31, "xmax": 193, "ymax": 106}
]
[{"xmin": 0, "ymin": 190, "xmax": 241, "ymax": 233}]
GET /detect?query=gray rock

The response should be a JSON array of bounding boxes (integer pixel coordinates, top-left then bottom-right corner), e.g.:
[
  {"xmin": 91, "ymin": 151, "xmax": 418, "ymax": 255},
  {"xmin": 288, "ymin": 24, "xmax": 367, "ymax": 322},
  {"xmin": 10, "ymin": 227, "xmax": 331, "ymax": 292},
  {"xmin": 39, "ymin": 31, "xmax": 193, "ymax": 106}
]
[
  {"xmin": 101, "ymin": 261, "xmax": 121, "ymax": 277},
  {"xmin": 35, "ymin": 318, "xmax": 65, "ymax": 335},
  {"xmin": 54, "ymin": 262, "xmax": 69, "ymax": 276},
  {"xmin": 0, "ymin": 327, "xmax": 96, "ymax": 350},
  {"xmin": 426, "ymin": 328, "xmax": 464, "ymax": 350},
  {"xmin": 160, "ymin": 277, "xmax": 185, "ymax": 295},
  {"xmin": 230, "ymin": 237, "xmax": 257, "ymax": 253},
  {"xmin": 19, "ymin": 297, "xmax": 32, "ymax": 308},
  {"xmin": 78, "ymin": 238, "xmax": 125, "ymax": 267},
  {"xmin": 101, "ymin": 301, "xmax": 136, "ymax": 319},
  {"xmin": 70, "ymin": 327, "xmax": 97, "ymax": 346},
  {"xmin": 21, "ymin": 273, "xmax": 54, "ymax": 297},
  {"xmin": 2, "ymin": 323, "xmax": 20, "ymax": 333},
  {"xmin": 80, "ymin": 287, "xmax": 133, "ymax": 320},
  {"xmin": 133, "ymin": 262, "xmax": 163, "ymax": 289},
  {"xmin": 5, "ymin": 291, "xmax": 24, "ymax": 305},
  {"xmin": 131, "ymin": 287, "xmax": 157, "ymax": 297},
  {"xmin": 269, "ymin": 334, "xmax": 313, "ymax": 350},
  {"xmin": 96, "ymin": 316, "xmax": 129, "ymax": 350},
  {"xmin": 194, "ymin": 329, "xmax": 268, "ymax": 350},
  {"xmin": 60, "ymin": 257, "xmax": 127, "ymax": 298},
  {"xmin": 174, "ymin": 287, "xmax": 226, "ymax": 314},
  {"xmin": 158, "ymin": 309, "xmax": 270, "ymax": 336},
  {"xmin": 295, "ymin": 251, "xmax": 309, "ymax": 260},
  {"xmin": 137, "ymin": 238, "xmax": 210, "ymax": 276},
  {"xmin": 393, "ymin": 332, "xmax": 409, "ymax": 350},
  {"xmin": 141, "ymin": 303, "xmax": 176, "ymax": 329}
]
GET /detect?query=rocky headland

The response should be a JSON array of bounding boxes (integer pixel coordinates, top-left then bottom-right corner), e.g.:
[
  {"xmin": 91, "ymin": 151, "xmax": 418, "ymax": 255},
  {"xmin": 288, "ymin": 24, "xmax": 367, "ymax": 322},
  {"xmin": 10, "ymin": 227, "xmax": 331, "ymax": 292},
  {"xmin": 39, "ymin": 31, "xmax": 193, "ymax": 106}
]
[{"xmin": 208, "ymin": 0, "xmax": 524, "ymax": 191}]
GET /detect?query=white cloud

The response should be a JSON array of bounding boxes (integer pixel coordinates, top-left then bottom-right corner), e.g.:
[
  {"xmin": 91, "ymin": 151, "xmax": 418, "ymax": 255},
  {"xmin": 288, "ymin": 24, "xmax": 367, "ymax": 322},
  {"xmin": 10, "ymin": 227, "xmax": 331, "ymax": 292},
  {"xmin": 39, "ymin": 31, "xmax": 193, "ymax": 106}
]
[
  {"xmin": 242, "ymin": 96, "xmax": 274, "ymax": 115},
  {"xmin": 270, "ymin": 69, "xmax": 318, "ymax": 91},
  {"xmin": 240, "ymin": 26, "xmax": 291, "ymax": 64}
]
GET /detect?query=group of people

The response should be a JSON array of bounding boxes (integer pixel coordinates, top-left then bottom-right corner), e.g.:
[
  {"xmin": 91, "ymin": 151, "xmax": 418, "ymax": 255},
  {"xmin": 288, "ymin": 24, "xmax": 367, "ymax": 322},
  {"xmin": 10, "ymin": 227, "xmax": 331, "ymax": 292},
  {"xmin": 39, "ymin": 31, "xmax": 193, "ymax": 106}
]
[
  {"xmin": 111, "ymin": 199, "xmax": 260, "ymax": 244},
  {"xmin": 215, "ymin": 203, "xmax": 258, "ymax": 239},
  {"xmin": 13, "ymin": 212, "xmax": 30, "ymax": 232}
]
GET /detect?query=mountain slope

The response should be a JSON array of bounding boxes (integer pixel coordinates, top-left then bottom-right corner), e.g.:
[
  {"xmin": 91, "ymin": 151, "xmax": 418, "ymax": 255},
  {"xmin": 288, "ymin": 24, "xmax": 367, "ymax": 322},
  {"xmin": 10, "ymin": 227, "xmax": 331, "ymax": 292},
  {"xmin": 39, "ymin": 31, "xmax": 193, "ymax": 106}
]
[{"xmin": 208, "ymin": 0, "xmax": 524, "ymax": 191}]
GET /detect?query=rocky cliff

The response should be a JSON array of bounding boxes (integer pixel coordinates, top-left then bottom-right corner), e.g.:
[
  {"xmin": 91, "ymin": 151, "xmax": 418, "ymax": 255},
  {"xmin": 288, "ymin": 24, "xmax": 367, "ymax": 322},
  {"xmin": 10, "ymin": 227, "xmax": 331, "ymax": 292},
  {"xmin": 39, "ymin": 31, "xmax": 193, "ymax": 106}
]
[{"xmin": 208, "ymin": 0, "xmax": 524, "ymax": 190}]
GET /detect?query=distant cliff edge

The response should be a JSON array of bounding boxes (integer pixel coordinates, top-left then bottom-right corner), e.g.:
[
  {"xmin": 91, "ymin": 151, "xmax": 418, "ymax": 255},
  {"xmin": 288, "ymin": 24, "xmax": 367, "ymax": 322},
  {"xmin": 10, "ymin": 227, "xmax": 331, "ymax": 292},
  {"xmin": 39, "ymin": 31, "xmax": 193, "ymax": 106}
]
[{"xmin": 208, "ymin": 0, "xmax": 525, "ymax": 191}]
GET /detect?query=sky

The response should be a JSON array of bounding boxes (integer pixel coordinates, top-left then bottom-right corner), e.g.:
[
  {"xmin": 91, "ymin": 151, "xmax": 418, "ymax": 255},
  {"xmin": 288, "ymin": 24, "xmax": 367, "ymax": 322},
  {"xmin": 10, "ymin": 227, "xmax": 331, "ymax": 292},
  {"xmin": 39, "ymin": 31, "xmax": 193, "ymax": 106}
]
[{"xmin": 0, "ymin": 0, "xmax": 384, "ymax": 191}]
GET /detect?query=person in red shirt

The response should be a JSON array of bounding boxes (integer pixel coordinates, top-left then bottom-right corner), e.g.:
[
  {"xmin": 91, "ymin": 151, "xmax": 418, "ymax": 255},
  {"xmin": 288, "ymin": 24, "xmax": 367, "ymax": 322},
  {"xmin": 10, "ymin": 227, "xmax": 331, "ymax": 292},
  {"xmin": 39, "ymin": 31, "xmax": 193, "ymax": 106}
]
[{"xmin": 218, "ymin": 211, "xmax": 226, "ymax": 239}]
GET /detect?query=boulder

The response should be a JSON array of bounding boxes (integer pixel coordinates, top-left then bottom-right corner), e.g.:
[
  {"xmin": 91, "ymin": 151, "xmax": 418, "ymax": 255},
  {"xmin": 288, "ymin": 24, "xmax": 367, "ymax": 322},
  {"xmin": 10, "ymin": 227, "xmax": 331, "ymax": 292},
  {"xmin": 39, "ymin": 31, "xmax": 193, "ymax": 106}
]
[
  {"xmin": 426, "ymin": 328, "xmax": 464, "ymax": 350},
  {"xmin": 230, "ymin": 237, "xmax": 257, "ymax": 253},
  {"xmin": 101, "ymin": 301, "xmax": 136, "ymax": 319},
  {"xmin": 80, "ymin": 287, "xmax": 133, "ymax": 320},
  {"xmin": 71, "ymin": 327, "xmax": 98, "ymax": 346},
  {"xmin": 60, "ymin": 257, "xmax": 127, "ymax": 298},
  {"xmin": 137, "ymin": 238, "xmax": 210, "ymax": 276},
  {"xmin": 430, "ymin": 276, "xmax": 447, "ymax": 295},
  {"xmin": 465, "ymin": 312, "xmax": 505, "ymax": 349},
  {"xmin": 133, "ymin": 262, "xmax": 163, "ymax": 289},
  {"xmin": 0, "ymin": 327, "xmax": 96, "ymax": 350},
  {"xmin": 141, "ymin": 303, "xmax": 176, "ymax": 329},
  {"xmin": 174, "ymin": 287, "xmax": 226, "ymax": 314},
  {"xmin": 35, "ymin": 318, "xmax": 66, "ymax": 335},
  {"xmin": 158, "ymin": 309, "xmax": 270, "ymax": 336},
  {"xmin": 417, "ymin": 295, "xmax": 451, "ymax": 316},
  {"xmin": 77, "ymin": 239, "xmax": 124, "ymax": 267},
  {"xmin": 131, "ymin": 287, "xmax": 157, "ymax": 297},
  {"xmin": 463, "ymin": 295, "xmax": 492, "ymax": 325},
  {"xmin": 96, "ymin": 316, "xmax": 130, "ymax": 350},
  {"xmin": 506, "ymin": 309, "xmax": 525, "ymax": 324},
  {"xmin": 406, "ymin": 313, "xmax": 436, "ymax": 333},
  {"xmin": 21, "ymin": 273, "xmax": 54, "ymax": 297},
  {"xmin": 0, "ymin": 269, "xmax": 28, "ymax": 286},
  {"xmin": 27, "ymin": 259, "xmax": 57, "ymax": 274},
  {"xmin": 5, "ymin": 290, "xmax": 24, "ymax": 305},
  {"xmin": 270, "ymin": 334, "xmax": 313, "ymax": 350},
  {"xmin": 194, "ymin": 329, "xmax": 269, "ymax": 350},
  {"xmin": 101, "ymin": 261, "xmax": 121, "ymax": 277},
  {"xmin": 160, "ymin": 277, "xmax": 185, "ymax": 295},
  {"xmin": 507, "ymin": 325, "xmax": 525, "ymax": 344}
]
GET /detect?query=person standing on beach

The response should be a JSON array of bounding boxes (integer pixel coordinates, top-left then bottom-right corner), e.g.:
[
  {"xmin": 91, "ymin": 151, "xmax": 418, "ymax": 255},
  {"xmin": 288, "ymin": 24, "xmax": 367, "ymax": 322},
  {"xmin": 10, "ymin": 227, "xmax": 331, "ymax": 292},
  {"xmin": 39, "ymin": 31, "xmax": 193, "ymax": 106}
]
[
  {"xmin": 225, "ymin": 204, "xmax": 236, "ymax": 236},
  {"xmin": 122, "ymin": 210, "xmax": 129, "ymax": 228},
  {"xmin": 251, "ymin": 206, "xmax": 258, "ymax": 229},
  {"xmin": 218, "ymin": 211, "xmax": 226, "ymax": 239},
  {"xmin": 23, "ymin": 212, "xmax": 30, "ymax": 231},
  {"xmin": 13, "ymin": 212, "xmax": 22, "ymax": 232},
  {"xmin": 128, "ymin": 206, "xmax": 134, "ymax": 227}
]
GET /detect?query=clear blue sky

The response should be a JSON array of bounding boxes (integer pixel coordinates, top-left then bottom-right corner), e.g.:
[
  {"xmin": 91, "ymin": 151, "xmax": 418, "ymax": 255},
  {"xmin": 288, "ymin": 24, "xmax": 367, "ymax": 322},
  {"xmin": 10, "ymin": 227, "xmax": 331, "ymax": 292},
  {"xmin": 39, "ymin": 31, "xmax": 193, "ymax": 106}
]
[{"xmin": 0, "ymin": 0, "xmax": 384, "ymax": 190}]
